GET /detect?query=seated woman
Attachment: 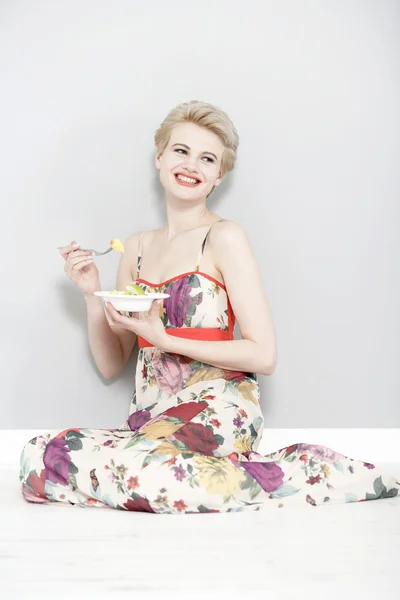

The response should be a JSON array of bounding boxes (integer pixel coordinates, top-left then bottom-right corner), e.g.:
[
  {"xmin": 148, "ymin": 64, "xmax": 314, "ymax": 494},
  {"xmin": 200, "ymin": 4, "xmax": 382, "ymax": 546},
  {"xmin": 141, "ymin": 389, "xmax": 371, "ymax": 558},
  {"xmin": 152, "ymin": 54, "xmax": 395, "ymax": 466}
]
[{"xmin": 20, "ymin": 101, "xmax": 399, "ymax": 513}]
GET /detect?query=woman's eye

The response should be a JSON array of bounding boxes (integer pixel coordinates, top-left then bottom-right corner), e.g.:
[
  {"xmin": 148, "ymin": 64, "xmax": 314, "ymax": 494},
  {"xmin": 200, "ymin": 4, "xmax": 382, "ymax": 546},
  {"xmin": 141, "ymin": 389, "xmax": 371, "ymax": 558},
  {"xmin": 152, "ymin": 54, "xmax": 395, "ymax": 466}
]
[{"xmin": 174, "ymin": 149, "xmax": 214, "ymax": 163}]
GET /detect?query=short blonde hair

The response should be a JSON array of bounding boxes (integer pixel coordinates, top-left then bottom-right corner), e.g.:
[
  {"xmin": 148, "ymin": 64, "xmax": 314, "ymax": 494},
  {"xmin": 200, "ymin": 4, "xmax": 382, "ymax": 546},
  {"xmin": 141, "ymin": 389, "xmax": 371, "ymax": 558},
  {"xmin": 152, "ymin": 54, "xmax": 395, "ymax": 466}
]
[{"xmin": 154, "ymin": 100, "xmax": 239, "ymax": 176}]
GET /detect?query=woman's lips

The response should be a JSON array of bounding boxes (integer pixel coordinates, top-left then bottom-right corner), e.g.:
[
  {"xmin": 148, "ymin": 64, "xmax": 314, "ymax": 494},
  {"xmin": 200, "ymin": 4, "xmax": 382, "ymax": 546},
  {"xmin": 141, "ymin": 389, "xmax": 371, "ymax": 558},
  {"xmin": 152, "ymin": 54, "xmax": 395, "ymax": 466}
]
[{"xmin": 174, "ymin": 173, "xmax": 201, "ymax": 187}]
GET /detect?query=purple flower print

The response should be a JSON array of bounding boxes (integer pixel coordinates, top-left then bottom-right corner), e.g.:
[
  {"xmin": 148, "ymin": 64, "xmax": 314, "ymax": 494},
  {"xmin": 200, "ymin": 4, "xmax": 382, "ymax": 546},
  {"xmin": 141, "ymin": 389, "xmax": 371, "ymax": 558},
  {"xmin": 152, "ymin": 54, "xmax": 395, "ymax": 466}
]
[
  {"xmin": 165, "ymin": 278, "xmax": 192, "ymax": 327},
  {"xmin": 242, "ymin": 461, "xmax": 285, "ymax": 493},
  {"xmin": 152, "ymin": 353, "xmax": 192, "ymax": 395},
  {"xmin": 43, "ymin": 437, "xmax": 71, "ymax": 485},
  {"xmin": 233, "ymin": 417, "xmax": 244, "ymax": 429},
  {"xmin": 128, "ymin": 409, "xmax": 151, "ymax": 432},
  {"xmin": 174, "ymin": 465, "xmax": 187, "ymax": 482},
  {"xmin": 363, "ymin": 462, "xmax": 376, "ymax": 470},
  {"xmin": 297, "ymin": 443, "xmax": 346, "ymax": 465}
]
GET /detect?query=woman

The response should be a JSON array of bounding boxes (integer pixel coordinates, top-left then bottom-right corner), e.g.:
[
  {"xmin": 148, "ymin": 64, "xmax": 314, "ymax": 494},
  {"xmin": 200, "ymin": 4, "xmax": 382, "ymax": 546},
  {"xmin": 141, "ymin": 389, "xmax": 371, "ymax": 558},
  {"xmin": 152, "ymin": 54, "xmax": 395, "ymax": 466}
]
[{"xmin": 20, "ymin": 101, "xmax": 399, "ymax": 513}]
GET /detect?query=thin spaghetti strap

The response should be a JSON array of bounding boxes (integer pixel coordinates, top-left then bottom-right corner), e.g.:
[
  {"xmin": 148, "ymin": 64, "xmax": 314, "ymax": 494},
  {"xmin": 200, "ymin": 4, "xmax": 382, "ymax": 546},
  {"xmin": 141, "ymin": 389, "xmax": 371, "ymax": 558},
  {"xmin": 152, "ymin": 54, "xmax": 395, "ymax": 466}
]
[
  {"xmin": 194, "ymin": 219, "xmax": 225, "ymax": 272},
  {"xmin": 136, "ymin": 231, "xmax": 144, "ymax": 280}
]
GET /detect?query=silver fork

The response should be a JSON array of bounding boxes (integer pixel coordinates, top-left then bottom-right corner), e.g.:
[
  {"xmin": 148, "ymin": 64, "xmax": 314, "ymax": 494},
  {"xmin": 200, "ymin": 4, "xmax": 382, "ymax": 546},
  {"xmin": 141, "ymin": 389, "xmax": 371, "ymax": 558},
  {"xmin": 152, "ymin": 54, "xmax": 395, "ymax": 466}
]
[{"xmin": 57, "ymin": 246, "xmax": 113, "ymax": 256}]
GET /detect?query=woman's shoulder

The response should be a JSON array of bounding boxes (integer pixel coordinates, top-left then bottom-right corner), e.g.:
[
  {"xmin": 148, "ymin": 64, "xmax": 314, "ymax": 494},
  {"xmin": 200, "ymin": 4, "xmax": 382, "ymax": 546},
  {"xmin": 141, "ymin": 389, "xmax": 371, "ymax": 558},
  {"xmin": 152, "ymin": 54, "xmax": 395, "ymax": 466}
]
[
  {"xmin": 123, "ymin": 228, "xmax": 157, "ymax": 247},
  {"xmin": 209, "ymin": 219, "xmax": 248, "ymax": 243}
]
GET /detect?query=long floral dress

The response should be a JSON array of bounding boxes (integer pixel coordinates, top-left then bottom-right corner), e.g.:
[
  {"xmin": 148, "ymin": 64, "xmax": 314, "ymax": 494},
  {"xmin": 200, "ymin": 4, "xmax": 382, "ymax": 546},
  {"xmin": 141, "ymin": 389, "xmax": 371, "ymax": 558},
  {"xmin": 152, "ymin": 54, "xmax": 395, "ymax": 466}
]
[{"xmin": 20, "ymin": 225, "xmax": 400, "ymax": 513}]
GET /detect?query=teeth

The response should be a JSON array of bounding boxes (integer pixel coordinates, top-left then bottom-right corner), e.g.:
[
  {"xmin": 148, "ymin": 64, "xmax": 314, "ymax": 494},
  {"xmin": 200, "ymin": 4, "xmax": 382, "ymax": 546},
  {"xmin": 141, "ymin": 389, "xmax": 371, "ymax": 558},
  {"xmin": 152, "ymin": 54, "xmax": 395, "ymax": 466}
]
[{"xmin": 176, "ymin": 174, "xmax": 199, "ymax": 184}]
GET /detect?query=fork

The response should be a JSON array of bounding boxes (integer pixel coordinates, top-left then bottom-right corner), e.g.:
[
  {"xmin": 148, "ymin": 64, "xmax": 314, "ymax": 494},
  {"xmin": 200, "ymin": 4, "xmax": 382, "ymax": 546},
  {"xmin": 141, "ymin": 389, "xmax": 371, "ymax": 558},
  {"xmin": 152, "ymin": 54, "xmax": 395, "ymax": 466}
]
[{"xmin": 57, "ymin": 245, "xmax": 113, "ymax": 256}]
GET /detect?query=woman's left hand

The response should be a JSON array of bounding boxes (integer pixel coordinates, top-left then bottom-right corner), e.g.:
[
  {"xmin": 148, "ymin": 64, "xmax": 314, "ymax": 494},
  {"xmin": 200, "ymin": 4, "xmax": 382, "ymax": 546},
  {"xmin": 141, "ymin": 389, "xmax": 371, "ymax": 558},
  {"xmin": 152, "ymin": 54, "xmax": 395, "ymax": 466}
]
[{"xmin": 105, "ymin": 300, "xmax": 171, "ymax": 351}]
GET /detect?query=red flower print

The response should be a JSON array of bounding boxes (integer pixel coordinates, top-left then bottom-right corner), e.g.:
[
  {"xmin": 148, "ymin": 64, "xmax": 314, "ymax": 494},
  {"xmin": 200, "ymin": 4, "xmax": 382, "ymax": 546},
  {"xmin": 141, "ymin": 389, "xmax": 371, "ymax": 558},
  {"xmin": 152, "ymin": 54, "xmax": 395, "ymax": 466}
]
[
  {"xmin": 173, "ymin": 500, "xmax": 188, "ymax": 512},
  {"xmin": 124, "ymin": 497, "xmax": 155, "ymax": 513},
  {"xmin": 222, "ymin": 369, "xmax": 246, "ymax": 383},
  {"xmin": 27, "ymin": 470, "xmax": 47, "ymax": 499},
  {"xmin": 142, "ymin": 363, "xmax": 148, "ymax": 380},
  {"xmin": 86, "ymin": 498, "xmax": 98, "ymax": 506},
  {"xmin": 210, "ymin": 418, "xmax": 222, "ymax": 429},
  {"xmin": 167, "ymin": 457, "xmax": 177, "ymax": 467},
  {"xmin": 127, "ymin": 476, "xmax": 140, "ymax": 490},
  {"xmin": 306, "ymin": 474, "xmax": 322, "ymax": 485},
  {"xmin": 54, "ymin": 428, "xmax": 81, "ymax": 440},
  {"xmin": 284, "ymin": 444, "xmax": 298, "ymax": 457},
  {"xmin": 174, "ymin": 422, "xmax": 219, "ymax": 455},
  {"xmin": 228, "ymin": 452, "xmax": 239, "ymax": 461},
  {"xmin": 164, "ymin": 401, "xmax": 208, "ymax": 422},
  {"xmin": 239, "ymin": 409, "xmax": 248, "ymax": 418},
  {"xmin": 299, "ymin": 454, "xmax": 308, "ymax": 463},
  {"xmin": 203, "ymin": 395, "xmax": 216, "ymax": 401}
]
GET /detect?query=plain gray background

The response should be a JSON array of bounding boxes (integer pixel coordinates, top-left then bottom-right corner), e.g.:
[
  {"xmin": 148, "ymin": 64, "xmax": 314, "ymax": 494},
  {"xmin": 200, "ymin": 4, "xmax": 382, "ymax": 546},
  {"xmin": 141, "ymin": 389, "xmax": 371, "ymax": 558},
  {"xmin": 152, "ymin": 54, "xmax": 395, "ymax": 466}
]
[{"xmin": 1, "ymin": 0, "xmax": 398, "ymax": 429}]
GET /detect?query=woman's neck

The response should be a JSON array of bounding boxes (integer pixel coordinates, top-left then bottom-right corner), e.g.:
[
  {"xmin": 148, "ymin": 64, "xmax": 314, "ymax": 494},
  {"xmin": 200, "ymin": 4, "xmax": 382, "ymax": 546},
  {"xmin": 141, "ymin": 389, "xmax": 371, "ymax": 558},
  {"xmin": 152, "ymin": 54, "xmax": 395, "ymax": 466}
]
[{"xmin": 163, "ymin": 196, "xmax": 214, "ymax": 240}]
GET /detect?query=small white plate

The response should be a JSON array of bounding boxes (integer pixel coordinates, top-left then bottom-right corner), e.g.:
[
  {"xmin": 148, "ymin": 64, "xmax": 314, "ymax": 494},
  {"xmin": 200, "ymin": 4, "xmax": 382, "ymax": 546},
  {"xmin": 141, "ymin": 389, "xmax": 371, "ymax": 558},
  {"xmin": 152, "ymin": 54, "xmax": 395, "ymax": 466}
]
[{"xmin": 95, "ymin": 291, "xmax": 170, "ymax": 312}]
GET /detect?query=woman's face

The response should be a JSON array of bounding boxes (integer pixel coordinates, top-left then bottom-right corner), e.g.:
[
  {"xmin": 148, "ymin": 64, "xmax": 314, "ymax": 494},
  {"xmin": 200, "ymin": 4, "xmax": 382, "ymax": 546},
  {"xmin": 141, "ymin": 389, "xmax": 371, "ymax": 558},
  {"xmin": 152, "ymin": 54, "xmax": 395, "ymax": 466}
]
[{"xmin": 155, "ymin": 122, "xmax": 225, "ymax": 200}]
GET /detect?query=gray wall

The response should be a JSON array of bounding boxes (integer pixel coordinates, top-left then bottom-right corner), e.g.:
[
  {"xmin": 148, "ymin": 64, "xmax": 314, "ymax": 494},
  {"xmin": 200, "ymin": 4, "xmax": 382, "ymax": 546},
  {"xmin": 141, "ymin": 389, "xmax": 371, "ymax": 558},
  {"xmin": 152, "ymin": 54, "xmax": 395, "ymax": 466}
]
[{"xmin": 1, "ymin": 0, "xmax": 399, "ymax": 429}]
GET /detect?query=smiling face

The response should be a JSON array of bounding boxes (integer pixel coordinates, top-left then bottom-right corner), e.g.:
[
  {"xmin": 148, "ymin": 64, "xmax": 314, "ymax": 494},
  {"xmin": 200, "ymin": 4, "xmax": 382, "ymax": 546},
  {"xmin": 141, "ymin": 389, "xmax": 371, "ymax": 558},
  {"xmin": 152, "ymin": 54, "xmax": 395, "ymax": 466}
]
[{"xmin": 155, "ymin": 122, "xmax": 225, "ymax": 201}]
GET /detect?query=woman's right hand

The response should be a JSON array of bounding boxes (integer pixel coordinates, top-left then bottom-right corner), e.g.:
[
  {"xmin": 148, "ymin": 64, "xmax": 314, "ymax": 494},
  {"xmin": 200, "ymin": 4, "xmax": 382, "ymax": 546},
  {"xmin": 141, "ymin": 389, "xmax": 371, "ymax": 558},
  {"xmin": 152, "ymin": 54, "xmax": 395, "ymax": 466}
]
[{"xmin": 59, "ymin": 241, "xmax": 101, "ymax": 295}]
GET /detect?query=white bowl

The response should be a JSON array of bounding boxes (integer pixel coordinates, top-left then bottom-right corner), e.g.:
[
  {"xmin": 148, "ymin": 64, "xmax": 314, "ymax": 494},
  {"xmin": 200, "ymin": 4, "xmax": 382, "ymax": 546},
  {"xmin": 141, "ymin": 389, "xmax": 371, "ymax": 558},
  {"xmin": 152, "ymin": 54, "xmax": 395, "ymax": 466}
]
[{"xmin": 94, "ymin": 291, "xmax": 170, "ymax": 312}]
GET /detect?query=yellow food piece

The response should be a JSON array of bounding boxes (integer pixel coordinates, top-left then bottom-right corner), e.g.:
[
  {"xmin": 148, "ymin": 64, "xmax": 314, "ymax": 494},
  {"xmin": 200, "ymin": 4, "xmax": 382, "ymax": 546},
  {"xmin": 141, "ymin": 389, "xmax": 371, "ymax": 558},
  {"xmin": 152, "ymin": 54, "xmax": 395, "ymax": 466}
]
[
  {"xmin": 110, "ymin": 290, "xmax": 119, "ymax": 295},
  {"xmin": 126, "ymin": 283, "xmax": 147, "ymax": 296},
  {"xmin": 110, "ymin": 238, "xmax": 124, "ymax": 253}
]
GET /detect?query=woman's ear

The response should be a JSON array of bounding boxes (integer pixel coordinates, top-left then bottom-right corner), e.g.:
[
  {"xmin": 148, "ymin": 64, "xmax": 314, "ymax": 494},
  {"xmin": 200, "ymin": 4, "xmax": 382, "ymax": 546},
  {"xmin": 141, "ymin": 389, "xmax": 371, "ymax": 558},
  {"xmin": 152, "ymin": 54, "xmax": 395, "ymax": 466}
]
[
  {"xmin": 155, "ymin": 152, "xmax": 162, "ymax": 170},
  {"xmin": 214, "ymin": 171, "xmax": 224, "ymax": 187}
]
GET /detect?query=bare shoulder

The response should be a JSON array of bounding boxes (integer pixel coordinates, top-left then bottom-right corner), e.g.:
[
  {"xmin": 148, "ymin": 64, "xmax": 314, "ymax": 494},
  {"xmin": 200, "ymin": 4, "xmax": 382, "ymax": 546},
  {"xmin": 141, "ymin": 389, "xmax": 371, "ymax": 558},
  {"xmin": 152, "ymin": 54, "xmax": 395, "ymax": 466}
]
[
  {"xmin": 209, "ymin": 220, "xmax": 249, "ymax": 251},
  {"xmin": 208, "ymin": 220, "xmax": 256, "ymax": 278},
  {"xmin": 123, "ymin": 231, "xmax": 142, "ymax": 250},
  {"xmin": 123, "ymin": 229, "xmax": 151, "ymax": 256},
  {"xmin": 118, "ymin": 232, "xmax": 144, "ymax": 281}
]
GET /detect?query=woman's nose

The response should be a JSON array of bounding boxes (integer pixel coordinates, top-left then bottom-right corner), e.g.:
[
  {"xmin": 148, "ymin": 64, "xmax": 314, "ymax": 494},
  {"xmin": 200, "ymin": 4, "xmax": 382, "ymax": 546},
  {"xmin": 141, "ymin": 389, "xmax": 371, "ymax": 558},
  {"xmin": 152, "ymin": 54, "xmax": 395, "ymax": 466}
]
[
  {"xmin": 181, "ymin": 157, "xmax": 198, "ymax": 172},
  {"xmin": 181, "ymin": 162, "xmax": 199, "ymax": 174}
]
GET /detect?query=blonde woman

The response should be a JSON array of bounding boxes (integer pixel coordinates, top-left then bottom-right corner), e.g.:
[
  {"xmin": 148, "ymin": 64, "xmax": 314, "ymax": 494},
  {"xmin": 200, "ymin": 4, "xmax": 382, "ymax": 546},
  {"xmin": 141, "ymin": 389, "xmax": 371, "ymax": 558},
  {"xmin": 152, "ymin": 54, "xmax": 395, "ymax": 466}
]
[{"xmin": 20, "ymin": 101, "xmax": 399, "ymax": 513}]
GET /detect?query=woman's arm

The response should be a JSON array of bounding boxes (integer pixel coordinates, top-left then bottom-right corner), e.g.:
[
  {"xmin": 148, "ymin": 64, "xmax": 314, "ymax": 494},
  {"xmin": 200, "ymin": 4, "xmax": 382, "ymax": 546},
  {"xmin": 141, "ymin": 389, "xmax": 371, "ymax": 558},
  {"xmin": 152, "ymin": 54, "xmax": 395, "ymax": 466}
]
[
  {"xmin": 165, "ymin": 221, "xmax": 277, "ymax": 375},
  {"xmin": 85, "ymin": 234, "xmax": 139, "ymax": 379}
]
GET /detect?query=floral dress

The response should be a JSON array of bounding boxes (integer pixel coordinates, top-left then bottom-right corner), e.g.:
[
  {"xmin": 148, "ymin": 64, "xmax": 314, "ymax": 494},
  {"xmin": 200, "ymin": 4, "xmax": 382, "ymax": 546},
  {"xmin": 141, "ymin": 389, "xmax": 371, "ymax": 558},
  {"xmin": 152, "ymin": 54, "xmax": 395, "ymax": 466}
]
[{"xmin": 20, "ymin": 225, "xmax": 400, "ymax": 513}]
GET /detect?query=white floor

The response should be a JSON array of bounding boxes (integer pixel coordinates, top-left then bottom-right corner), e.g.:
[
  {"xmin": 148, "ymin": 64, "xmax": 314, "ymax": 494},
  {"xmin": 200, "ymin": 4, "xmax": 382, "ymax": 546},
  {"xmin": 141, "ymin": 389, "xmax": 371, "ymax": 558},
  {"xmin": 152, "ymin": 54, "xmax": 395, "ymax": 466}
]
[{"xmin": 1, "ymin": 430, "xmax": 400, "ymax": 599}]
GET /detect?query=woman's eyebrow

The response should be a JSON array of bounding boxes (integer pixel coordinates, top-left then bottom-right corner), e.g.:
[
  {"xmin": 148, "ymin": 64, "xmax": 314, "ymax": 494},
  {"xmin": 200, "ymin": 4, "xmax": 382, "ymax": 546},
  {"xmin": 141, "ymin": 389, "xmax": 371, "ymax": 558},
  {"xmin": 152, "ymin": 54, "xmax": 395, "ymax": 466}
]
[{"xmin": 172, "ymin": 143, "xmax": 218, "ymax": 161}]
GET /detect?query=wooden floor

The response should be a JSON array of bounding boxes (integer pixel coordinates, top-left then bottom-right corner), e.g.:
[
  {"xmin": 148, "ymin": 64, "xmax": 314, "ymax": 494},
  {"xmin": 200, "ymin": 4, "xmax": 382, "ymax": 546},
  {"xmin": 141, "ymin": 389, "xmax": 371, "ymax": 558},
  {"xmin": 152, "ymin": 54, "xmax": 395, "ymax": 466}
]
[{"xmin": 1, "ymin": 462, "xmax": 399, "ymax": 599}]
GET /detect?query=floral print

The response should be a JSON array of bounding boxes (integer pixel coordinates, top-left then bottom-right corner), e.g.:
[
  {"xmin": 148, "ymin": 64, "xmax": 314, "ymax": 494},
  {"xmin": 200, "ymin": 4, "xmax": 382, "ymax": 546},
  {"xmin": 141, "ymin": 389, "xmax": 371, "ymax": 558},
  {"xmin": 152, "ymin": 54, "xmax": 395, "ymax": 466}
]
[
  {"xmin": 164, "ymin": 276, "xmax": 193, "ymax": 327},
  {"xmin": 19, "ymin": 271, "xmax": 400, "ymax": 513}
]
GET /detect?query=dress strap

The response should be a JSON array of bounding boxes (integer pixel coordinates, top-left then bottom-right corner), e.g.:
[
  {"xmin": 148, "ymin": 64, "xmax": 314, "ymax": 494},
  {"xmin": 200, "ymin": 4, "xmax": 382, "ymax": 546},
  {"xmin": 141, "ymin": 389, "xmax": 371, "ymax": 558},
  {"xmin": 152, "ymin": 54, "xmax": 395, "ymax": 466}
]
[
  {"xmin": 195, "ymin": 219, "xmax": 225, "ymax": 272},
  {"xmin": 136, "ymin": 231, "xmax": 144, "ymax": 280}
]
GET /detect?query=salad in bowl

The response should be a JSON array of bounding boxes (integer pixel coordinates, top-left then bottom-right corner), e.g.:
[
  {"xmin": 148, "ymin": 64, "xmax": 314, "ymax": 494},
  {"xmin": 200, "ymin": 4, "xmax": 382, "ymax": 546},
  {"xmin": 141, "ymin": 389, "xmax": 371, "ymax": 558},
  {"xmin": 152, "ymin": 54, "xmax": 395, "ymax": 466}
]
[{"xmin": 95, "ymin": 283, "xmax": 169, "ymax": 312}]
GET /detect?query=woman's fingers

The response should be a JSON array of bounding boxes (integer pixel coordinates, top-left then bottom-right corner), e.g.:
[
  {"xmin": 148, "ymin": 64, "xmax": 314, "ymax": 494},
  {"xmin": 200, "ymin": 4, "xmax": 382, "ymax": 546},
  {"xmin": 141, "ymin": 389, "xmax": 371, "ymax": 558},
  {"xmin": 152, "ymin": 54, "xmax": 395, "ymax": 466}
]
[
  {"xmin": 106, "ymin": 303, "xmax": 140, "ymax": 326},
  {"xmin": 64, "ymin": 255, "xmax": 93, "ymax": 275},
  {"xmin": 63, "ymin": 248, "xmax": 93, "ymax": 272},
  {"xmin": 59, "ymin": 241, "xmax": 92, "ymax": 261},
  {"xmin": 67, "ymin": 251, "xmax": 94, "ymax": 265},
  {"xmin": 59, "ymin": 241, "xmax": 80, "ymax": 260}
]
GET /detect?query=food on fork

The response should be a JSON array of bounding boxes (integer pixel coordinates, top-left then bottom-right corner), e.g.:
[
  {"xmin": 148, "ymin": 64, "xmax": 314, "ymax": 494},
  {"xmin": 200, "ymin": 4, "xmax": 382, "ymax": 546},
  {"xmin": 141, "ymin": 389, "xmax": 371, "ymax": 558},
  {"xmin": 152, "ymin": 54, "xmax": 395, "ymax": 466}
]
[{"xmin": 110, "ymin": 238, "xmax": 124, "ymax": 253}]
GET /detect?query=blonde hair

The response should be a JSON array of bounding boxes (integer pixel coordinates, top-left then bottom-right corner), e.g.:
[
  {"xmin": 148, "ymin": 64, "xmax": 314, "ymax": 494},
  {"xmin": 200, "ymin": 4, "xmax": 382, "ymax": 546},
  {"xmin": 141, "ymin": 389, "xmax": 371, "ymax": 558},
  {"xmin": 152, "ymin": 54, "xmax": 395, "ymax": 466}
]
[{"xmin": 154, "ymin": 100, "xmax": 239, "ymax": 176}]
